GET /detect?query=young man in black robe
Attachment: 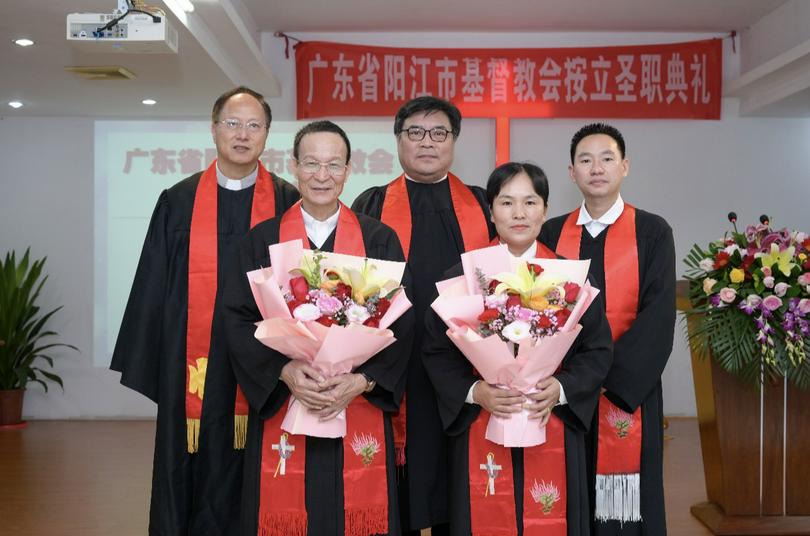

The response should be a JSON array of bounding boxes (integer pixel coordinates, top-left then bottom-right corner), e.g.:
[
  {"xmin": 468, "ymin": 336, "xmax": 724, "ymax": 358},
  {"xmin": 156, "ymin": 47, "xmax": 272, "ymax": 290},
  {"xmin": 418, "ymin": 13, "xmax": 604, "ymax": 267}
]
[
  {"xmin": 422, "ymin": 161, "xmax": 614, "ymax": 535},
  {"xmin": 222, "ymin": 120, "xmax": 415, "ymax": 535},
  {"xmin": 110, "ymin": 86, "xmax": 300, "ymax": 536},
  {"xmin": 539, "ymin": 123, "xmax": 676, "ymax": 536},
  {"xmin": 352, "ymin": 97, "xmax": 494, "ymax": 535}
]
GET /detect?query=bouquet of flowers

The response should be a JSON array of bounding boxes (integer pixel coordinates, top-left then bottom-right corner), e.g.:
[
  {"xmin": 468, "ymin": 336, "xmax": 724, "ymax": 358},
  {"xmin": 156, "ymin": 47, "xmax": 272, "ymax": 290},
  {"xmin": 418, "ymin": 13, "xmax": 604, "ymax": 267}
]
[
  {"xmin": 247, "ymin": 239, "xmax": 412, "ymax": 437},
  {"xmin": 431, "ymin": 244, "xmax": 600, "ymax": 447},
  {"xmin": 683, "ymin": 214, "xmax": 810, "ymax": 388}
]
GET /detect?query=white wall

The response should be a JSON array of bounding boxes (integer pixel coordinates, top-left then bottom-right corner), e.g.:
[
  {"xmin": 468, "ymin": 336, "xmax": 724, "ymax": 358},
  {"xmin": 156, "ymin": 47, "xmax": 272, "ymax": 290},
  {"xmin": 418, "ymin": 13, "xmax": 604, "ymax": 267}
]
[{"xmin": 2, "ymin": 30, "xmax": 808, "ymax": 418}]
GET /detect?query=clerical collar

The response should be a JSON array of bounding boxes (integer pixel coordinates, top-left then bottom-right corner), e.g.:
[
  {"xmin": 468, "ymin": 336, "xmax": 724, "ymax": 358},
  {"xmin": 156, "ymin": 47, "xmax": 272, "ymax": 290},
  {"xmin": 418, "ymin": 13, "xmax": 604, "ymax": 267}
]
[
  {"xmin": 500, "ymin": 241, "xmax": 537, "ymax": 260},
  {"xmin": 216, "ymin": 162, "xmax": 258, "ymax": 191},
  {"xmin": 301, "ymin": 205, "xmax": 340, "ymax": 249},
  {"xmin": 404, "ymin": 173, "xmax": 448, "ymax": 184},
  {"xmin": 576, "ymin": 195, "xmax": 625, "ymax": 238}
]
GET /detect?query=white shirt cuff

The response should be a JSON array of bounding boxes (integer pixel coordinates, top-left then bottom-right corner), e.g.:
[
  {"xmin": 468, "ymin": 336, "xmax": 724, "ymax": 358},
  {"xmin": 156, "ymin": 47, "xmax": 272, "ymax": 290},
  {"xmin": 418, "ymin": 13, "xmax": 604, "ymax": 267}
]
[
  {"xmin": 465, "ymin": 380, "xmax": 480, "ymax": 404},
  {"xmin": 557, "ymin": 381, "xmax": 568, "ymax": 406}
]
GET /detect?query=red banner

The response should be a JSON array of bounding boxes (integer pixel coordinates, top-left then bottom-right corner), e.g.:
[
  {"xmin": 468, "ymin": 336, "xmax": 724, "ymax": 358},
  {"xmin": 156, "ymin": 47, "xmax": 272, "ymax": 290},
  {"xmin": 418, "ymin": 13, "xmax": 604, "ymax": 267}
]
[{"xmin": 296, "ymin": 39, "xmax": 722, "ymax": 120}]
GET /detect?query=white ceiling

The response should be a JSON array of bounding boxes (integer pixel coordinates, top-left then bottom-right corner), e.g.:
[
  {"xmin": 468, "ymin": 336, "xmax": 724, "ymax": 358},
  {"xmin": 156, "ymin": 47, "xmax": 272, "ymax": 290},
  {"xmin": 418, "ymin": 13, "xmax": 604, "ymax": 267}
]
[{"xmin": 0, "ymin": 0, "xmax": 796, "ymax": 118}]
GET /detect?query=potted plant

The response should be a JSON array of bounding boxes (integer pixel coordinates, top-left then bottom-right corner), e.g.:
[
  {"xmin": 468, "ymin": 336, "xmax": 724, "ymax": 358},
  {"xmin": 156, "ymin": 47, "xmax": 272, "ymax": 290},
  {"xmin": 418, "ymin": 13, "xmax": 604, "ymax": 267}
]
[
  {"xmin": 680, "ymin": 214, "xmax": 810, "ymax": 533},
  {"xmin": 0, "ymin": 249, "xmax": 75, "ymax": 426}
]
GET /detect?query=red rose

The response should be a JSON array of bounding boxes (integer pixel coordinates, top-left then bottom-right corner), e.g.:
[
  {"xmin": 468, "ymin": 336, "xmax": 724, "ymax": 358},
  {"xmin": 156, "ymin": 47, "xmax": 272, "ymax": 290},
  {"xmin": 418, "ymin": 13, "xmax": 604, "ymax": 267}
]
[
  {"xmin": 555, "ymin": 308, "xmax": 571, "ymax": 326},
  {"xmin": 478, "ymin": 308, "xmax": 500, "ymax": 323},
  {"xmin": 506, "ymin": 294, "xmax": 522, "ymax": 309},
  {"xmin": 488, "ymin": 279, "xmax": 501, "ymax": 293},
  {"xmin": 563, "ymin": 282, "xmax": 581, "ymax": 303},
  {"xmin": 803, "ymin": 258, "xmax": 810, "ymax": 271},
  {"xmin": 537, "ymin": 315, "xmax": 552, "ymax": 329},
  {"xmin": 316, "ymin": 316, "xmax": 335, "ymax": 327},
  {"xmin": 714, "ymin": 251, "xmax": 730, "ymax": 270},
  {"xmin": 290, "ymin": 276, "xmax": 310, "ymax": 302},
  {"xmin": 287, "ymin": 300, "xmax": 303, "ymax": 315},
  {"xmin": 363, "ymin": 317, "xmax": 380, "ymax": 328},
  {"xmin": 803, "ymin": 238, "xmax": 810, "ymax": 251},
  {"xmin": 374, "ymin": 297, "xmax": 391, "ymax": 318},
  {"xmin": 334, "ymin": 282, "xmax": 353, "ymax": 300},
  {"xmin": 529, "ymin": 263, "xmax": 544, "ymax": 276}
]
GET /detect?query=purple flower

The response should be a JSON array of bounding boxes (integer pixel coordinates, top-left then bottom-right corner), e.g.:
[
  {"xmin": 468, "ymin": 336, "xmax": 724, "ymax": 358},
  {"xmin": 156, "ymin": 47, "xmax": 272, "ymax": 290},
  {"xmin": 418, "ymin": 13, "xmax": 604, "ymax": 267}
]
[
  {"xmin": 710, "ymin": 295, "xmax": 721, "ymax": 307},
  {"xmin": 316, "ymin": 295, "xmax": 343, "ymax": 315},
  {"xmin": 739, "ymin": 294, "xmax": 762, "ymax": 315},
  {"xmin": 762, "ymin": 295, "xmax": 783, "ymax": 312}
]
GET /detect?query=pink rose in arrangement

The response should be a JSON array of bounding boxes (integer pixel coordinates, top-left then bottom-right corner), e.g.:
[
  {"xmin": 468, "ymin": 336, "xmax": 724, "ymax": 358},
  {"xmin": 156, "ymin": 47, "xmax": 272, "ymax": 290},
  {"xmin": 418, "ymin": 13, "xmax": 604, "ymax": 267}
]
[
  {"xmin": 763, "ymin": 276, "xmax": 775, "ymax": 288},
  {"xmin": 798, "ymin": 273, "xmax": 810, "ymax": 286},
  {"xmin": 798, "ymin": 298, "xmax": 810, "ymax": 315},
  {"xmin": 762, "ymin": 295, "xmax": 783, "ymax": 312},
  {"xmin": 774, "ymin": 282, "xmax": 789, "ymax": 297},
  {"xmin": 719, "ymin": 287, "xmax": 737, "ymax": 304}
]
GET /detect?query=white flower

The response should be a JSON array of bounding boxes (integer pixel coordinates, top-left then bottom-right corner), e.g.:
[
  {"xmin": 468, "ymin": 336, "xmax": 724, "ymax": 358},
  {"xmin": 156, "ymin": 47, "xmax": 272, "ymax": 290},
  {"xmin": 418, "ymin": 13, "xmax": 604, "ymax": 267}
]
[
  {"xmin": 293, "ymin": 303, "xmax": 321, "ymax": 321},
  {"xmin": 485, "ymin": 293, "xmax": 508, "ymax": 308},
  {"xmin": 346, "ymin": 303, "xmax": 371, "ymax": 324},
  {"xmin": 698, "ymin": 258, "xmax": 715, "ymax": 273},
  {"xmin": 501, "ymin": 320, "xmax": 532, "ymax": 343},
  {"xmin": 724, "ymin": 244, "xmax": 741, "ymax": 256},
  {"xmin": 774, "ymin": 282, "xmax": 789, "ymax": 297},
  {"xmin": 763, "ymin": 276, "xmax": 775, "ymax": 289}
]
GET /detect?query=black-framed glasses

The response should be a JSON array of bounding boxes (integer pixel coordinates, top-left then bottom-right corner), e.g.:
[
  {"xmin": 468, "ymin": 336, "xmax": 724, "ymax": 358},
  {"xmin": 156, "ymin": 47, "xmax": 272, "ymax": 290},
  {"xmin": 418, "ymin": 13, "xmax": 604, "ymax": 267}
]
[
  {"xmin": 297, "ymin": 159, "xmax": 348, "ymax": 177},
  {"xmin": 217, "ymin": 118, "xmax": 267, "ymax": 134},
  {"xmin": 399, "ymin": 126, "xmax": 453, "ymax": 142}
]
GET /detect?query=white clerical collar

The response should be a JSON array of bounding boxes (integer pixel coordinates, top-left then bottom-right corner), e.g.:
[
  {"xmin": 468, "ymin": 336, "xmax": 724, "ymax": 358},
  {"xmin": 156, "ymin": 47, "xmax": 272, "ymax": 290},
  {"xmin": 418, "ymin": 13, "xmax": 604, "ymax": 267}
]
[
  {"xmin": 404, "ymin": 173, "xmax": 448, "ymax": 184},
  {"xmin": 216, "ymin": 162, "xmax": 258, "ymax": 191},
  {"xmin": 576, "ymin": 195, "xmax": 625, "ymax": 238},
  {"xmin": 500, "ymin": 240, "xmax": 537, "ymax": 260},
  {"xmin": 301, "ymin": 204, "xmax": 340, "ymax": 249}
]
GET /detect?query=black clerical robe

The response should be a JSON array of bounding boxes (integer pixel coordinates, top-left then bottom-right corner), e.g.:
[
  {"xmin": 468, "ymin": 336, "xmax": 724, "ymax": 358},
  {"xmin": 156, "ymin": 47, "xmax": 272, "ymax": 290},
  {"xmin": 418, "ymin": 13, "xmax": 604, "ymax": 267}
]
[
  {"xmin": 539, "ymin": 208, "xmax": 676, "ymax": 536},
  {"xmin": 222, "ymin": 211, "xmax": 415, "ymax": 536},
  {"xmin": 110, "ymin": 171, "xmax": 300, "ymax": 536},
  {"xmin": 352, "ymin": 178, "xmax": 494, "ymax": 531},
  {"xmin": 421, "ymin": 256, "xmax": 613, "ymax": 536}
]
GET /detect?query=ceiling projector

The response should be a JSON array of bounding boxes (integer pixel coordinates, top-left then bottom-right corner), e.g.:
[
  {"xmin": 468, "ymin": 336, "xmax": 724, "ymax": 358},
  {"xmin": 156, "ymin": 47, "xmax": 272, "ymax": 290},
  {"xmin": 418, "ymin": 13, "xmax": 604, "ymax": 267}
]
[{"xmin": 66, "ymin": 8, "xmax": 178, "ymax": 54}]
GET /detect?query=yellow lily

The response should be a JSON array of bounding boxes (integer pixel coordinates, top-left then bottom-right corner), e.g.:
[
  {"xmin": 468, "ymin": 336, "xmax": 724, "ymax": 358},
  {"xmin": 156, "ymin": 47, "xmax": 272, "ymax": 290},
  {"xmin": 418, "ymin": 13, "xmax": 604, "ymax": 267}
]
[
  {"xmin": 330, "ymin": 261, "xmax": 397, "ymax": 304},
  {"xmin": 188, "ymin": 357, "xmax": 208, "ymax": 401},
  {"xmin": 493, "ymin": 262, "xmax": 563, "ymax": 309},
  {"xmin": 758, "ymin": 243, "xmax": 796, "ymax": 277}
]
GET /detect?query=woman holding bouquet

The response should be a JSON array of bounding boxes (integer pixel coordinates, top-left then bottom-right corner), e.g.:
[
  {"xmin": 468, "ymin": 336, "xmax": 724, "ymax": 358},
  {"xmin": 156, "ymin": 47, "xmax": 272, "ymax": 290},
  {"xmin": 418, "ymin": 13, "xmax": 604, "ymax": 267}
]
[
  {"xmin": 222, "ymin": 120, "xmax": 415, "ymax": 536},
  {"xmin": 422, "ymin": 162, "xmax": 613, "ymax": 536}
]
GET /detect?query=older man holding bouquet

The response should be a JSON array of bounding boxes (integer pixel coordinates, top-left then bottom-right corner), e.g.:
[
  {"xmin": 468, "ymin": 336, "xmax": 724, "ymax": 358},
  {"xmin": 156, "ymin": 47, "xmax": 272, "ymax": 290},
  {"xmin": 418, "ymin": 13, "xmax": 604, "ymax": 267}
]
[
  {"xmin": 222, "ymin": 120, "xmax": 415, "ymax": 536},
  {"xmin": 422, "ymin": 162, "xmax": 613, "ymax": 535}
]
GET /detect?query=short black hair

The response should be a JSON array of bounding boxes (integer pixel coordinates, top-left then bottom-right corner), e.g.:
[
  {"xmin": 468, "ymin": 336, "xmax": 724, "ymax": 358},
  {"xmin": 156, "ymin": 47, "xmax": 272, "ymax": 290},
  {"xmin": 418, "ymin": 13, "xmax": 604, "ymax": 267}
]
[
  {"xmin": 486, "ymin": 162, "xmax": 549, "ymax": 207},
  {"xmin": 292, "ymin": 120, "xmax": 352, "ymax": 164},
  {"xmin": 211, "ymin": 86, "xmax": 272, "ymax": 127},
  {"xmin": 569, "ymin": 123, "xmax": 626, "ymax": 163},
  {"xmin": 394, "ymin": 96, "xmax": 461, "ymax": 138}
]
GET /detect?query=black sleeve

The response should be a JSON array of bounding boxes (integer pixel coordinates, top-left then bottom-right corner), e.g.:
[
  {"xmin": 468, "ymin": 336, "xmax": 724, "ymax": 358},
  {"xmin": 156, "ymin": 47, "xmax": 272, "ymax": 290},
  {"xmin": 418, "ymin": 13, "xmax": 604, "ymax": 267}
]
[
  {"xmin": 272, "ymin": 174, "xmax": 301, "ymax": 213},
  {"xmin": 552, "ymin": 283, "xmax": 614, "ymax": 432},
  {"xmin": 351, "ymin": 186, "xmax": 385, "ymax": 219},
  {"xmin": 222, "ymin": 222, "xmax": 292, "ymax": 419},
  {"xmin": 110, "ymin": 191, "xmax": 170, "ymax": 403},
  {"xmin": 355, "ymin": 218, "xmax": 415, "ymax": 413},
  {"xmin": 604, "ymin": 218, "xmax": 676, "ymax": 412}
]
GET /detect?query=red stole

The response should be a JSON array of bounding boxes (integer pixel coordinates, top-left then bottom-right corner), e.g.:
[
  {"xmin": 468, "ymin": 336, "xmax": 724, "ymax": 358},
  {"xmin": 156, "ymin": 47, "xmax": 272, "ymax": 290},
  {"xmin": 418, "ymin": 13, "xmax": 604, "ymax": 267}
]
[
  {"xmin": 468, "ymin": 241, "xmax": 567, "ymax": 536},
  {"xmin": 259, "ymin": 203, "xmax": 388, "ymax": 536},
  {"xmin": 186, "ymin": 161, "xmax": 276, "ymax": 453},
  {"xmin": 380, "ymin": 173, "xmax": 491, "ymax": 464},
  {"xmin": 555, "ymin": 204, "xmax": 643, "ymax": 523}
]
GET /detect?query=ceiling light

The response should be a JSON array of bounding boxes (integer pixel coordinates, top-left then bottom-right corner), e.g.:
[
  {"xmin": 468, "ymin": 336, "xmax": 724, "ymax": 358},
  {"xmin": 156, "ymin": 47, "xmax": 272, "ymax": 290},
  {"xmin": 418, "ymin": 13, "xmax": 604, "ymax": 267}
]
[
  {"xmin": 142, "ymin": 99, "xmax": 157, "ymax": 106},
  {"xmin": 8, "ymin": 101, "xmax": 23, "ymax": 109},
  {"xmin": 14, "ymin": 38, "xmax": 34, "ymax": 47}
]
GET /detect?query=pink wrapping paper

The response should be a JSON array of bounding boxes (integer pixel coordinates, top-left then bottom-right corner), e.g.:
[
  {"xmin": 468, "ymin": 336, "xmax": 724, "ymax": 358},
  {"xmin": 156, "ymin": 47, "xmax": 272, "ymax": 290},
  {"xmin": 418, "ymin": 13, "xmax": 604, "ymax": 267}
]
[
  {"xmin": 246, "ymin": 240, "xmax": 412, "ymax": 438},
  {"xmin": 431, "ymin": 244, "xmax": 600, "ymax": 447}
]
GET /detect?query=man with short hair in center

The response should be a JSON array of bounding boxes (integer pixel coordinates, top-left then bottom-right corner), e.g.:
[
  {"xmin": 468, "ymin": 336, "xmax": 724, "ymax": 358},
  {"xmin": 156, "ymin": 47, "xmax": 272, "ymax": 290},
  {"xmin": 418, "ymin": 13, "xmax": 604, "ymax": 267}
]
[
  {"xmin": 111, "ymin": 86, "xmax": 300, "ymax": 535},
  {"xmin": 353, "ymin": 96, "xmax": 494, "ymax": 535},
  {"xmin": 223, "ymin": 120, "xmax": 415, "ymax": 535}
]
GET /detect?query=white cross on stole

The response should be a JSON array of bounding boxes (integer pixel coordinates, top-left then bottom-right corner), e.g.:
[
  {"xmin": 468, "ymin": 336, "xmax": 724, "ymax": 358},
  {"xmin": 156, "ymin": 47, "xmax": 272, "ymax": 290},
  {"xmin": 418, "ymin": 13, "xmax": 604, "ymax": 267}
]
[
  {"xmin": 272, "ymin": 433, "xmax": 295, "ymax": 477},
  {"xmin": 479, "ymin": 452, "xmax": 502, "ymax": 496}
]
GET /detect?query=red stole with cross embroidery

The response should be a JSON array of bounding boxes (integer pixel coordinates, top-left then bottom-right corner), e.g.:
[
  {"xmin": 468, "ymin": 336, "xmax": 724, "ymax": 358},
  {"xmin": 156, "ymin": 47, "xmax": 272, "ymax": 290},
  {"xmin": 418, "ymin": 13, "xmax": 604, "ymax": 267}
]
[
  {"xmin": 258, "ymin": 202, "xmax": 388, "ymax": 536},
  {"xmin": 380, "ymin": 173, "xmax": 490, "ymax": 465},
  {"xmin": 186, "ymin": 160, "xmax": 276, "ymax": 453},
  {"xmin": 555, "ymin": 204, "xmax": 643, "ymax": 523},
  {"xmin": 467, "ymin": 240, "xmax": 567, "ymax": 536}
]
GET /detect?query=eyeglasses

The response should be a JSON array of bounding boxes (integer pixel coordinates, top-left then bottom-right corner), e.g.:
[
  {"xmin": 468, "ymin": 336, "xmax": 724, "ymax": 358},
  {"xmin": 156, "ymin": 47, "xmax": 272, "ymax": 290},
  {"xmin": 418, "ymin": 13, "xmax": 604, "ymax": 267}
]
[
  {"xmin": 297, "ymin": 159, "xmax": 348, "ymax": 177},
  {"xmin": 399, "ymin": 126, "xmax": 453, "ymax": 142},
  {"xmin": 216, "ymin": 118, "xmax": 267, "ymax": 134}
]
